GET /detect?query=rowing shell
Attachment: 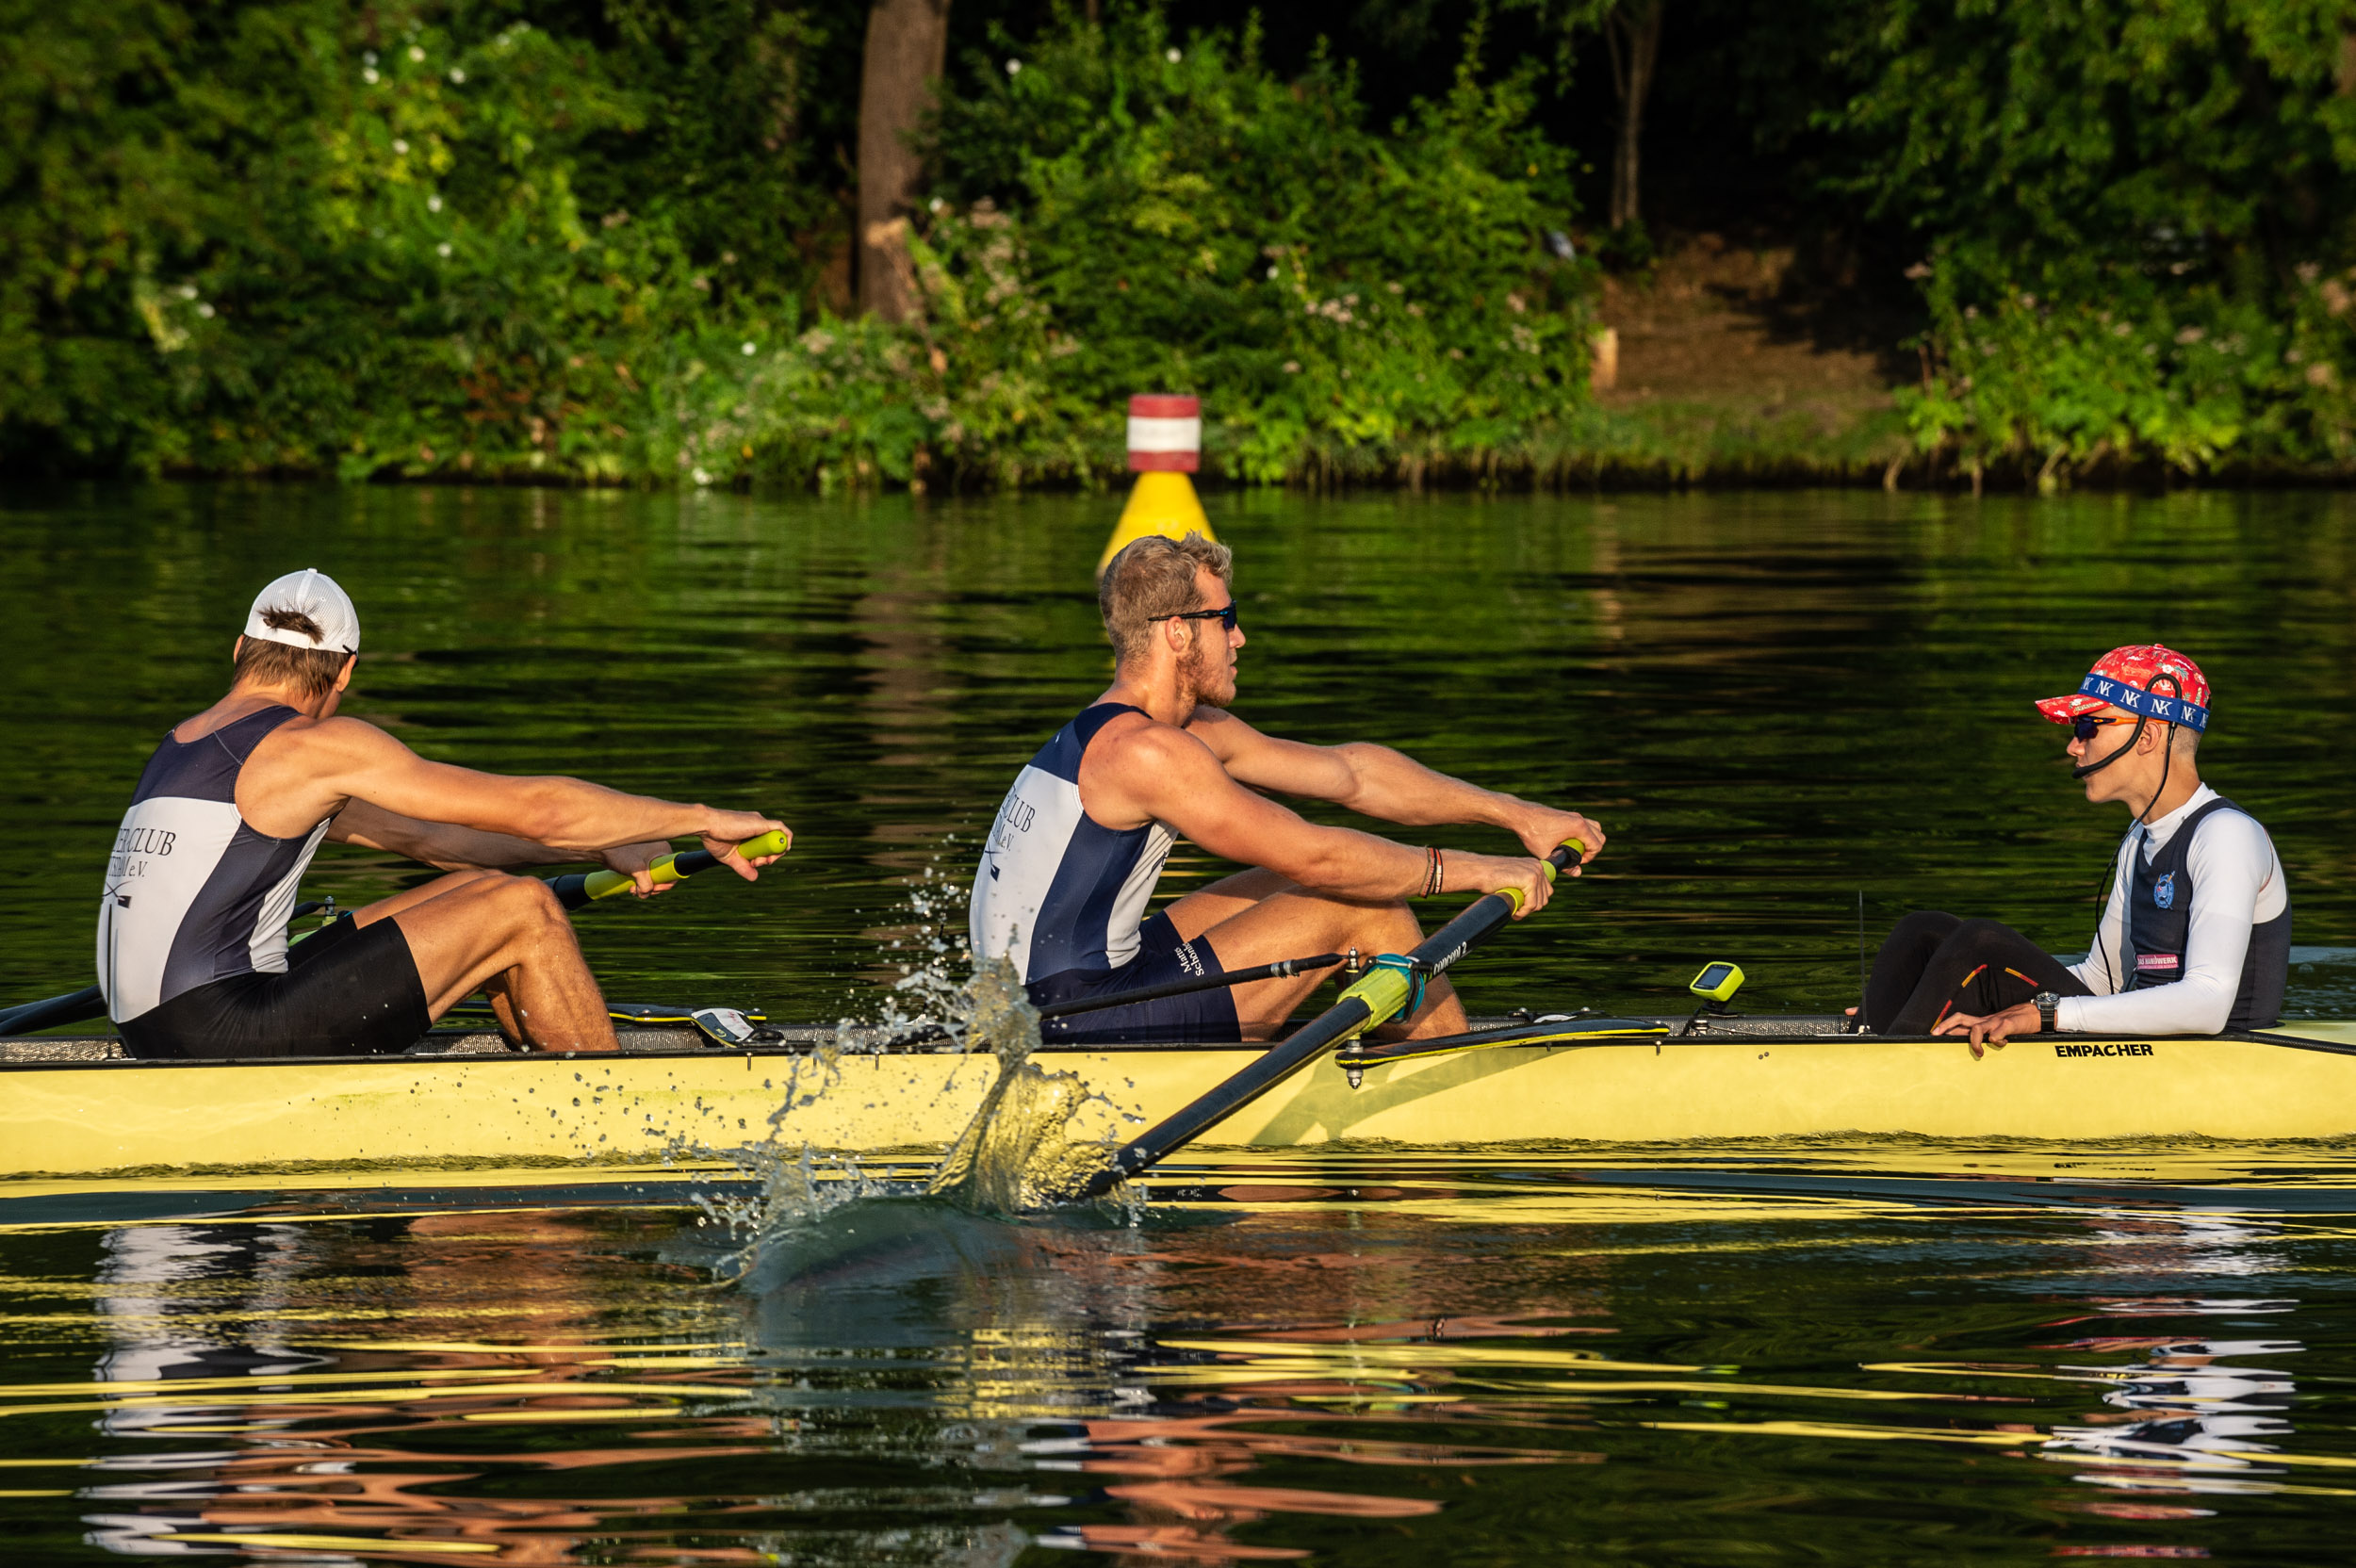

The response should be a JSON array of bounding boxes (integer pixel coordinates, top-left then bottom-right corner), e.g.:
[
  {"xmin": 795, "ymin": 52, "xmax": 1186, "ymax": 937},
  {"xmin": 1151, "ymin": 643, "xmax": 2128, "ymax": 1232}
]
[{"xmin": 5, "ymin": 1014, "xmax": 2356, "ymax": 1182}]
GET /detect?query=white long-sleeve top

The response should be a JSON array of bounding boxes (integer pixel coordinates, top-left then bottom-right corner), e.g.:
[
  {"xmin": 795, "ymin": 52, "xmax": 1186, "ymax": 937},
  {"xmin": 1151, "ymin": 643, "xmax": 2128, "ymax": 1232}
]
[{"xmin": 2058, "ymin": 783, "xmax": 2288, "ymax": 1036}]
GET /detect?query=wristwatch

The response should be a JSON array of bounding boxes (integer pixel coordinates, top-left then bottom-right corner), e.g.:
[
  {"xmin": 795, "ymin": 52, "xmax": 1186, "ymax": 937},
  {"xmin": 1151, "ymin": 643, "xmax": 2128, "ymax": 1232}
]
[{"xmin": 2034, "ymin": 991, "xmax": 2059, "ymax": 1033}]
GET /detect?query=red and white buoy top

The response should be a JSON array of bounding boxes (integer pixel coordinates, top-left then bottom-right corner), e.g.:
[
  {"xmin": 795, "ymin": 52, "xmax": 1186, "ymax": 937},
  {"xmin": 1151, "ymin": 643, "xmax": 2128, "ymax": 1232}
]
[{"xmin": 1127, "ymin": 394, "xmax": 1201, "ymax": 473}]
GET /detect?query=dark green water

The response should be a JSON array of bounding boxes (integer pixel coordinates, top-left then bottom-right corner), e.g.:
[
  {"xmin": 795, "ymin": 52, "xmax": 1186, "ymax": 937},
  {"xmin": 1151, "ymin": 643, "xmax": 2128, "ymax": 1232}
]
[
  {"xmin": 4, "ymin": 483, "xmax": 2352, "ymax": 1017},
  {"xmin": 6, "ymin": 484, "xmax": 2356, "ymax": 1562}
]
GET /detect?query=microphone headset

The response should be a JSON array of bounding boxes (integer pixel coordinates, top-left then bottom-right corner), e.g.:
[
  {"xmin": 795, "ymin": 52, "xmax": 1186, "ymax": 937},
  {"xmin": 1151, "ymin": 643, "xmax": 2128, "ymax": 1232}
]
[{"xmin": 2082, "ymin": 669, "xmax": 2185, "ymax": 993}]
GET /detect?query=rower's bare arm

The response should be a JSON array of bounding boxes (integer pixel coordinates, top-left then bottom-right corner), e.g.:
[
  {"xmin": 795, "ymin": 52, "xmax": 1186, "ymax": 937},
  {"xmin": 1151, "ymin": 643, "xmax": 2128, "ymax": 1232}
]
[
  {"xmin": 1114, "ymin": 726, "xmax": 1554, "ymax": 915},
  {"xmin": 1189, "ymin": 709, "xmax": 1604, "ymax": 865},
  {"xmin": 293, "ymin": 719, "xmax": 786, "ymax": 874},
  {"xmin": 329, "ymin": 800, "xmax": 678, "ymax": 892}
]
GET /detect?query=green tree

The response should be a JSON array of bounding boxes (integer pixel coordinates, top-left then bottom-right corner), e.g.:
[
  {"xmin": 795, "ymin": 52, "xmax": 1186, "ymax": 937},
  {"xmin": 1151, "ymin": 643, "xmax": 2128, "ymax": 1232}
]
[
  {"xmin": 921, "ymin": 6, "xmax": 1595, "ymax": 482},
  {"xmin": 1821, "ymin": 0, "xmax": 2356, "ymax": 476}
]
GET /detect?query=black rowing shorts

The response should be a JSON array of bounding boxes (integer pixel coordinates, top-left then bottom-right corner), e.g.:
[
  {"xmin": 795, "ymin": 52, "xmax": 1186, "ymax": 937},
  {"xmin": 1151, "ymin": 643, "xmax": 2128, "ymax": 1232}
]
[
  {"xmin": 1027, "ymin": 909, "xmax": 1243, "ymax": 1046},
  {"xmin": 118, "ymin": 914, "xmax": 434, "ymax": 1060}
]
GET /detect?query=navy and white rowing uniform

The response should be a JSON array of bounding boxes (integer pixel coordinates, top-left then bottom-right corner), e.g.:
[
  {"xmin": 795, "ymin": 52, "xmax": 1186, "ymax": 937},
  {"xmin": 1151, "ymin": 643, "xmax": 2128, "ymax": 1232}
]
[
  {"xmin": 970, "ymin": 703, "xmax": 1176, "ymax": 986},
  {"xmin": 97, "ymin": 708, "xmax": 329, "ymax": 1025},
  {"xmin": 969, "ymin": 702, "xmax": 1239, "ymax": 1044},
  {"xmin": 2060, "ymin": 782, "xmax": 2291, "ymax": 1034}
]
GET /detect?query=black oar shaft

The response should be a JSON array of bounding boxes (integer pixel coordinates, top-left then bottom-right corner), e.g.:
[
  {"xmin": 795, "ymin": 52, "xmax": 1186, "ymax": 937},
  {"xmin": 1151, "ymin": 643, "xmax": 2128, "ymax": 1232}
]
[
  {"xmin": 1079, "ymin": 842, "xmax": 1582, "ymax": 1198},
  {"xmin": 1038, "ymin": 953, "xmax": 1344, "ymax": 1021},
  {"xmin": 0, "ymin": 984, "xmax": 106, "ymax": 1038},
  {"xmin": 1081, "ymin": 997, "xmax": 1376, "ymax": 1196}
]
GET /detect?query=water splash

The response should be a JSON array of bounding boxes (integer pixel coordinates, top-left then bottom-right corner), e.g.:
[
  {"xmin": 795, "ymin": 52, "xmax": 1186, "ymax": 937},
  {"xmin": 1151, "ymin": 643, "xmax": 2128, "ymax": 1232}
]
[
  {"xmin": 874, "ymin": 855, "xmax": 973, "ymax": 1036},
  {"xmin": 864, "ymin": 857, "xmax": 1129, "ymax": 1212},
  {"xmin": 924, "ymin": 957, "xmax": 1122, "ymax": 1214},
  {"xmin": 678, "ymin": 1026, "xmax": 890, "ymax": 1280},
  {"xmin": 695, "ymin": 973, "xmax": 1126, "ymax": 1285}
]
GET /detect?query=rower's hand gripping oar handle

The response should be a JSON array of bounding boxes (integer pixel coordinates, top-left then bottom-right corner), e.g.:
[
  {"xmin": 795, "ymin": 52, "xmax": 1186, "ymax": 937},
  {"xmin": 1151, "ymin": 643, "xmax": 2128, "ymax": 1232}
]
[
  {"xmin": 2, "ymin": 827, "xmax": 794, "ymax": 1038},
  {"xmin": 548, "ymin": 827, "xmax": 793, "ymax": 910},
  {"xmin": 1322, "ymin": 837, "xmax": 1584, "ymax": 1039},
  {"xmin": 1078, "ymin": 838, "xmax": 1586, "ymax": 1199}
]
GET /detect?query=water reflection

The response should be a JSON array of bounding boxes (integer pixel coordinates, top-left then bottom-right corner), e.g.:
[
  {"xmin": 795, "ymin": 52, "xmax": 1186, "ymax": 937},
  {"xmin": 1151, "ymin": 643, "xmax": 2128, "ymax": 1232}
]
[
  {"xmin": 69, "ymin": 1215, "xmax": 786, "ymax": 1561},
  {"xmin": 7, "ymin": 1159, "xmax": 2356, "ymax": 1562},
  {"xmin": 2045, "ymin": 1298, "xmax": 2307, "ymax": 1498}
]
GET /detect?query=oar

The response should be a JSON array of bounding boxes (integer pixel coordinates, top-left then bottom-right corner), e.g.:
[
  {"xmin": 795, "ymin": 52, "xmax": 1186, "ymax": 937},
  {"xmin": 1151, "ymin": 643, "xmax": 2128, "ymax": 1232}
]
[
  {"xmin": 882, "ymin": 951, "xmax": 1348, "ymax": 1049},
  {"xmin": 0, "ymin": 985, "xmax": 105, "ymax": 1037},
  {"xmin": 1040, "ymin": 952, "xmax": 1345, "ymax": 1021},
  {"xmin": 1074, "ymin": 840, "xmax": 1586, "ymax": 1200},
  {"xmin": 0, "ymin": 829, "xmax": 793, "ymax": 1038},
  {"xmin": 546, "ymin": 828, "xmax": 792, "ymax": 908}
]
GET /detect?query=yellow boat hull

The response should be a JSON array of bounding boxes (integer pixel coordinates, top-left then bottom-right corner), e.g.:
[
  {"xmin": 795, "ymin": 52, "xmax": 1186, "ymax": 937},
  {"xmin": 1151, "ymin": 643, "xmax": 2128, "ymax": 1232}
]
[{"xmin": 7, "ymin": 1023, "xmax": 2356, "ymax": 1181}]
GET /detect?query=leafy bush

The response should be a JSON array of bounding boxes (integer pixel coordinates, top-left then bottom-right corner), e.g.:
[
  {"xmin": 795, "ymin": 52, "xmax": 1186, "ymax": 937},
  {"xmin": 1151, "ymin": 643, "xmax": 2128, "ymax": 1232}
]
[
  {"xmin": 0, "ymin": 0, "xmax": 1596, "ymax": 487},
  {"xmin": 0, "ymin": 0, "xmax": 831, "ymax": 479},
  {"xmin": 1827, "ymin": 0, "xmax": 2356, "ymax": 477},
  {"xmin": 919, "ymin": 8, "xmax": 1596, "ymax": 484},
  {"xmin": 1899, "ymin": 260, "xmax": 2356, "ymax": 482},
  {"xmin": 637, "ymin": 7, "xmax": 1605, "ymax": 492}
]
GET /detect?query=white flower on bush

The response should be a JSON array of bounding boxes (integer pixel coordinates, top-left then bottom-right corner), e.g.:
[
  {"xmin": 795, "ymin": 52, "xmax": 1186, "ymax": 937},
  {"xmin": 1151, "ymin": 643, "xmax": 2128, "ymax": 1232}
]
[
  {"xmin": 392, "ymin": 138, "xmax": 408, "ymax": 155},
  {"xmin": 436, "ymin": 243, "xmax": 452, "ymax": 258},
  {"xmin": 1005, "ymin": 58, "xmax": 1021, "ymax": 74},
  {"xmin": 363, "ymin": 68, "xmax": 379, "ymax": 84},
  {"xmin": 1167, "ymin": 48, "xmax": 1182, "ymax": 62},
  {"xmin": 427, "ymin": 195, "xmax": 442, "ymax": 212},
  {"xmin": 196, "ymin": 303, "xmax": 215, "ymax": 318},
  {"xmin": 449, "ymin": 68, "xmax": 466, "ymax": 84},
  {"xmin": 741, "ymin": 341, "xmax": 757, "ymax": 356},
  {"xmin": 692, "ymin": 467, "xmax": 712, "ymax": 485},
  {"xmin": 408, "ymin": 45, "xmax": 425, "ymax": 62}
]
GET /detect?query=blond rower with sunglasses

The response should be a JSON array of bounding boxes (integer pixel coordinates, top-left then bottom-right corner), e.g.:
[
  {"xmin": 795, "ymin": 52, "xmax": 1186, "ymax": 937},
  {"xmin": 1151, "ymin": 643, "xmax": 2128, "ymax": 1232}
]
[
  {"xmin": 1859, "ymin": 645, "xmax": 2290, "ymax": 1049},
  {"xmin": 969, "ymin": 532, "xmax": 1604, "ymax": 1046}
]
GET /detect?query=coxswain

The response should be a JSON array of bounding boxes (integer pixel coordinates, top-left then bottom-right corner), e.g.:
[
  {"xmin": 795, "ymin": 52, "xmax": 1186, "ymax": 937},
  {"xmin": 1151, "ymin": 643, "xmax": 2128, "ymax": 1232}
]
[
  {"xmin": 96, "ymin": 569, "xmax": 787, "ymax": 1058},
  {"xmin": 969, "ymin": 533, "xmax": 1605, "ymax": 1042},
  {"xmin": 1861, "ymin": 644, "xmax": 2290, "ymax": 1049}
]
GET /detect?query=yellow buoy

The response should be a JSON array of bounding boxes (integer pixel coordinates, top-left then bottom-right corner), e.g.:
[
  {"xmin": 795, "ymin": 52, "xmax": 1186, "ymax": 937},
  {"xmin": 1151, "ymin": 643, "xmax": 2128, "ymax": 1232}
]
[{"xmin": 1099, "ymin": 394, "xmax": 1215, "ymax": 575}]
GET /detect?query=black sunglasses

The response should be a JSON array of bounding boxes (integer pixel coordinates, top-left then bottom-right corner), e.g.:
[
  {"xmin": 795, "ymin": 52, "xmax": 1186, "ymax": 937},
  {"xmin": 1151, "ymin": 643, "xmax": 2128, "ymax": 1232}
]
[
  {"xmin": 2070, "ymin": 713, "xmax": 2137, "ymax": 742},
  {"xmin": 1150, "ymin": 604, "xmax": 1239, "ymax": 632}
]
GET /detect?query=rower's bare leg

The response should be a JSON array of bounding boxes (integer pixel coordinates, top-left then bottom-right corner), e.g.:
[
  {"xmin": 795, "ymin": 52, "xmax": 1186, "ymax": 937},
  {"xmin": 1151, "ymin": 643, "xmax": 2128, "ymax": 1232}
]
[
  {"xmin": 1161, "ymin": 870, "xmax": 1467, "ymax": 1041},
  {"xmin": 356, "ymin": 872, "xmax": 618, "ymax": 1052},
  {"xmin": 351, "ymin": 871, "xmax": 533, "ymax": 1044}
]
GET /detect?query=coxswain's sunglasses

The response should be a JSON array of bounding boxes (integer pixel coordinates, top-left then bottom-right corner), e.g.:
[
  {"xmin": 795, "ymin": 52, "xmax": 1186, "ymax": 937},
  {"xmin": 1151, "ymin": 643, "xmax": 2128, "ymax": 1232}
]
[
  {"xmin": 2070, "ymin": 713, "xmax": 2137, "ymax": 742},
  {"xmin": 1150, "ymin": 604, "xmax": 1240, "ymax": 632}
]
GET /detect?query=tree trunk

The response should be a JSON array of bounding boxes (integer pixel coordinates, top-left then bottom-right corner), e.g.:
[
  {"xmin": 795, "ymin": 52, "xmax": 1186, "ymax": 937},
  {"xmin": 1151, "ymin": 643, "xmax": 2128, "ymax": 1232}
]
[
  {"xmin": 857, "ymin": 0, "xmax": 951, "ymax": 321},
  {"xmin": 1603, "ymin": 0, "xmax": 1664, "ymax": 231}
]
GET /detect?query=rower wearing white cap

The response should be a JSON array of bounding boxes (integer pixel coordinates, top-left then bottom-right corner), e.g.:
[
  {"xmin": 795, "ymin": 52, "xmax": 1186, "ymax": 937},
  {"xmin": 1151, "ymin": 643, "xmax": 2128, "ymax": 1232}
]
[{"xmin": 95, "ymin": 569, "xmax": 787, "ymax": 1058}]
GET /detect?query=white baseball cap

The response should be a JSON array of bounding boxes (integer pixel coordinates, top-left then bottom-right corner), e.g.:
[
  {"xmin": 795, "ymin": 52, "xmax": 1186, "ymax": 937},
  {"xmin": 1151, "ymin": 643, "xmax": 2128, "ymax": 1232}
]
[{"xmin": 243, "ymin": 568, "xmax": 361, "ymax": 654}]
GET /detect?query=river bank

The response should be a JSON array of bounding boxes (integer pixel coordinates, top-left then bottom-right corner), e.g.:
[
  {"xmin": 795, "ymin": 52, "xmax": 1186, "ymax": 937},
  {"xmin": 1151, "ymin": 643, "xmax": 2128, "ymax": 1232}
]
[{"xmin": 117, "ymin": 228, "xmax": 2356, "ymax": 496}]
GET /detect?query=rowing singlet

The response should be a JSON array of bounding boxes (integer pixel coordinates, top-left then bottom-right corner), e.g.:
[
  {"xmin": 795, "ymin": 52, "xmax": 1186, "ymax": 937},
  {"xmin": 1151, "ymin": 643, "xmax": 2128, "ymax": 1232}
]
[
  {"xmin": 97, "ymin": 708, "xmax": 333, "ymax": 1024},
  {"xmin": 969, "ymin": 703, "xmax": 1176, "ymax": 985}
]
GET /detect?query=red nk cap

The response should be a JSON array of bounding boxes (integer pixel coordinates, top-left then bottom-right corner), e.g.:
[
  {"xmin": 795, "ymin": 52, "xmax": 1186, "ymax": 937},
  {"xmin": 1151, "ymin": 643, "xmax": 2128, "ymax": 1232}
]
[{"xmin": 2035, "ymin": 644, "xmax": 2211, "ymax": 732}]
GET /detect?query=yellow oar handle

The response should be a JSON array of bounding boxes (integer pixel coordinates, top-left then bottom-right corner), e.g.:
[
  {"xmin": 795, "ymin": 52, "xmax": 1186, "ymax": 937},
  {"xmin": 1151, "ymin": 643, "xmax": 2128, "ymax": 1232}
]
[
  {"xmin": 1499, "ymin": 837, "xmax": 1587, "ymax": 915},
  {"xmin": 578, "ymin": 826, "xmax": 793, "ymax": 902}
]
